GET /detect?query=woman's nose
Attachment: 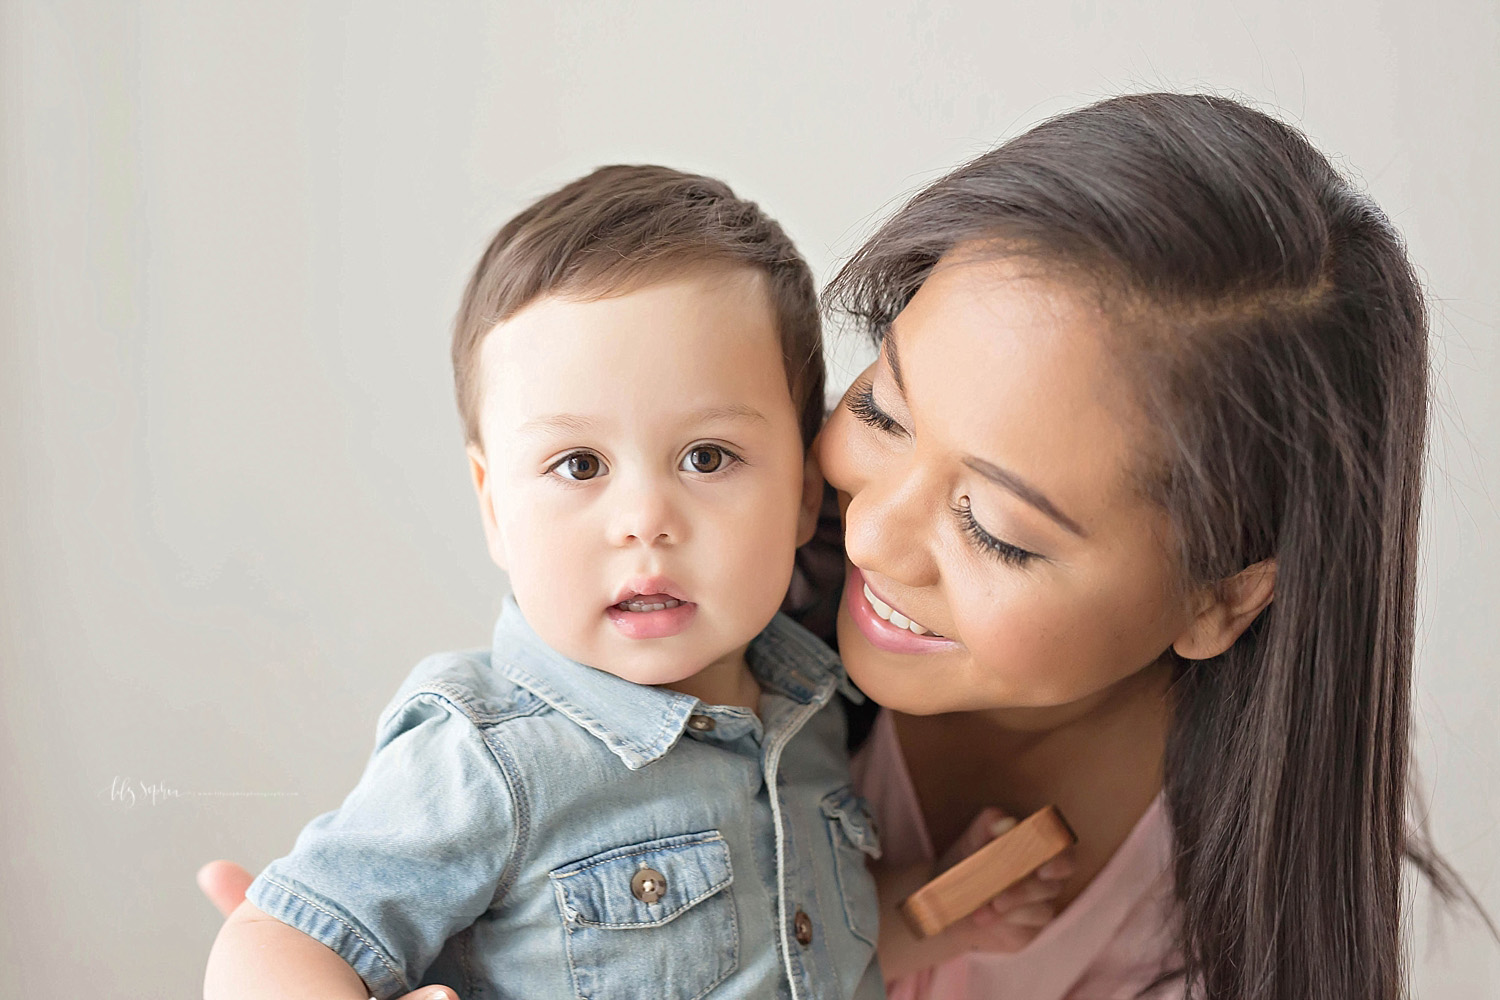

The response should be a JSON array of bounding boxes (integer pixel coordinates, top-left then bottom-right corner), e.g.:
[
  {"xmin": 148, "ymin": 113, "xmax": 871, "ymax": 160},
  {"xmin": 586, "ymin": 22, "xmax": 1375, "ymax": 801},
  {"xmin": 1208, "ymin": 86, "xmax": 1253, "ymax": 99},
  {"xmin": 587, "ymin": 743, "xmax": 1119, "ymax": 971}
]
[{"xmin": 842, "ymin": 462, "xmax": 938, "ymax": 586}]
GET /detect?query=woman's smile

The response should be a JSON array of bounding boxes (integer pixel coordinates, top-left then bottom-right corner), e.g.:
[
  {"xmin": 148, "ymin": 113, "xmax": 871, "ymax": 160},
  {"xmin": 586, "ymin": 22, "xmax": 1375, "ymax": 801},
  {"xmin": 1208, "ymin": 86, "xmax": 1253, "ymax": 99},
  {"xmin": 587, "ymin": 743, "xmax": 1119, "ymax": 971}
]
[
  {"xmin": 862, "ymin": 578, "xmax": 941, "ymax": 636},
  {"xmin": 845, "ymin": 566, "xmax": 962, "ymax": 654}
]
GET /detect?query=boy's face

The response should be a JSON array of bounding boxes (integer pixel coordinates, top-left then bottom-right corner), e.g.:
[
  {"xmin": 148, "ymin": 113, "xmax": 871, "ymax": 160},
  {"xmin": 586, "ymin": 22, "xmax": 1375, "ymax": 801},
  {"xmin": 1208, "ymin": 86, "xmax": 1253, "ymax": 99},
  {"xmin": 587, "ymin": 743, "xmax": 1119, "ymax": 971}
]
[{"xmin": 468, "ymin": 267, "xmax": 819, "ymax": 690}]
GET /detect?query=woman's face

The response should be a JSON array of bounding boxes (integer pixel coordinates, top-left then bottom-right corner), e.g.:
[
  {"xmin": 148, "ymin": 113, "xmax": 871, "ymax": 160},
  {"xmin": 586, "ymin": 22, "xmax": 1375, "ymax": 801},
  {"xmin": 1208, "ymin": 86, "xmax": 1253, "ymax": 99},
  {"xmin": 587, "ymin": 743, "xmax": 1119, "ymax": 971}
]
[{"xmin": 817, "ymin": 254, "xmax": 1195, "ymax": 718}]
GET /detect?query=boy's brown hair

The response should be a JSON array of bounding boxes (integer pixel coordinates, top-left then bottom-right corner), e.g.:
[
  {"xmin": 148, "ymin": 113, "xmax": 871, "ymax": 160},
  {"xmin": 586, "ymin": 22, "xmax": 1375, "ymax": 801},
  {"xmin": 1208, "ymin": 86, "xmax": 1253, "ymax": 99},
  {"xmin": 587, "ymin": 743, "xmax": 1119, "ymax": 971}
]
[{"xmin": 453, "ymin": 165, "xmax": 825, "ymax": 449}]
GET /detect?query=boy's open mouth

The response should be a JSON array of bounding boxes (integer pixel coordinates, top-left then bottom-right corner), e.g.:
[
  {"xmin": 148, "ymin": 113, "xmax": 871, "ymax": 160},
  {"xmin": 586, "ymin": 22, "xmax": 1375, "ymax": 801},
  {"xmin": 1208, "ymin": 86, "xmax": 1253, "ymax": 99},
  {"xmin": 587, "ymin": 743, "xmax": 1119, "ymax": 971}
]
[
  {"xmin": 613, "ymin": 594, "xmax": 686, "ymax": 613},
  {"xmin": 606, "ymin": 591, "xmax": 697, "ymax": 639}
]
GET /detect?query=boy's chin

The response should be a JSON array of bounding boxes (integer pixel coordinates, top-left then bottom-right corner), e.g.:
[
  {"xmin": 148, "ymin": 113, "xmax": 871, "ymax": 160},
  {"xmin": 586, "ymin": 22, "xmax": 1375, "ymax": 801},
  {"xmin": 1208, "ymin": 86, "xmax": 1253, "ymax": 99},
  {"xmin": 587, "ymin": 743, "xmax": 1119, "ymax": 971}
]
[{"xmin": 592, "ymin": 649, "xmax": 720, "ymax": 689}]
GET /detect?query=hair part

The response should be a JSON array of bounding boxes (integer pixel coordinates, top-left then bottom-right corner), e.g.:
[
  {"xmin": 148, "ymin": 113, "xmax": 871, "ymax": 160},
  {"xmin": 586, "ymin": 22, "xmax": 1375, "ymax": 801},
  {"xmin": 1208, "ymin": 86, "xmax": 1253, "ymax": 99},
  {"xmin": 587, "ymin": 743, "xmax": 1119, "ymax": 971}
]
[
  {"xmin": 452, "ymin": 164, "xmax": 825, "ymax": 449},
  {"xmin": 829, "ymin": 92, "xmax": 1478, "ymax": 999}
]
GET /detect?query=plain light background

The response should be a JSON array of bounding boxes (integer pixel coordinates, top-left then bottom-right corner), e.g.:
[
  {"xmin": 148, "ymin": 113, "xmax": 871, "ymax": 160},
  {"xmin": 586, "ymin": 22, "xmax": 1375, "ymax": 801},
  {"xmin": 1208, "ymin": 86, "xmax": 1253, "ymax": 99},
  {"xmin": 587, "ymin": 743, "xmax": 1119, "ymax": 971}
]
[{"xmin": 2, "ymin": 1, "xmax": 1496, "ymax": 996}]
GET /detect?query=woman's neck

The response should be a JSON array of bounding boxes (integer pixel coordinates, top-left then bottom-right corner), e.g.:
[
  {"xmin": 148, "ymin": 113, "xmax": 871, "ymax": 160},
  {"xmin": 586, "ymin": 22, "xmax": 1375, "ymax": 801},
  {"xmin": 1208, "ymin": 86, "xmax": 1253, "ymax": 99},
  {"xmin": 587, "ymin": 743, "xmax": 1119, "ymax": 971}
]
[{"xmin": 893, "ymin": 656, "xmax": 1174, "ymax": 908}]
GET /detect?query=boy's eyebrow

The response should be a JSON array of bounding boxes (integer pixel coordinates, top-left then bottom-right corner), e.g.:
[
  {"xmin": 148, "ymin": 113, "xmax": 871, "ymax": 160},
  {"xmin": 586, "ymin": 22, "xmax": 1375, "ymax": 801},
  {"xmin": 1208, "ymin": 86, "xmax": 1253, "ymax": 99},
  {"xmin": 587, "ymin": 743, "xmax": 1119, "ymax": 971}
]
[
  {"xmin": 688, "ymin": 403, "xmax": 769, "ymax": 425},
  {"xmin": 518, "ymin": 413, "xmax": 597, "ymax": 436},
  {"xmin": 517, "ymin": 404, "xmax": 768, "ymax": 436}
]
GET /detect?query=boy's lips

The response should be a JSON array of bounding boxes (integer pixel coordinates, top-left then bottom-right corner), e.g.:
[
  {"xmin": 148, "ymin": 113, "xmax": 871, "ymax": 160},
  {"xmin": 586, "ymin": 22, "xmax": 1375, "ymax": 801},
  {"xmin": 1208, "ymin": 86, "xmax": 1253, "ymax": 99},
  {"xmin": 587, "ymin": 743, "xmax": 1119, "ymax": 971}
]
[
  {"xmin": 845, "ymin": 567, "xmax": 962, "ymax": 654},
  {"xmin": 607, "ymin": 578, "xmax": 696, "ymax": 639},
  {"xmin": 610, "ymin": 577, "xmax": 689, "ymax": 606}
]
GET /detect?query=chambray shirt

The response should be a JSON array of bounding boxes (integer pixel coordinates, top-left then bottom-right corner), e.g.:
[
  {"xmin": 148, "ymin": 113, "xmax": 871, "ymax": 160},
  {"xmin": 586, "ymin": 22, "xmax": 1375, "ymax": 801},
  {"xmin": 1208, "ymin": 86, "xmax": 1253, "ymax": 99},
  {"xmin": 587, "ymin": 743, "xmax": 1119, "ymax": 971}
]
[{"xmin": 246, "ymin": 597, "xmax": 885, "ymax": 1000}]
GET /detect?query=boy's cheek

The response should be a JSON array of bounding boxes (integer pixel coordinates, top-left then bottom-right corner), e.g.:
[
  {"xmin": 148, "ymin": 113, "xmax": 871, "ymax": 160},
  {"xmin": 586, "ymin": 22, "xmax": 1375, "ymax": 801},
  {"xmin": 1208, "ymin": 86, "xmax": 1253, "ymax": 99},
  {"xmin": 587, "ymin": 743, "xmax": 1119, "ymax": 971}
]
[
  {"xmin": 478, "ymin": 503, "xmax": 509, "ymax": 572},
  {"xmin": 712, "ymin": 511, "xmax": 802, "ymax": 606},
  {"xmin": 486, "ymin": 536, "xmax": 509, "ymax": 573},
  {"xmin": 497, "ymin": 514, "xmax": 591, "ymax": 600}
]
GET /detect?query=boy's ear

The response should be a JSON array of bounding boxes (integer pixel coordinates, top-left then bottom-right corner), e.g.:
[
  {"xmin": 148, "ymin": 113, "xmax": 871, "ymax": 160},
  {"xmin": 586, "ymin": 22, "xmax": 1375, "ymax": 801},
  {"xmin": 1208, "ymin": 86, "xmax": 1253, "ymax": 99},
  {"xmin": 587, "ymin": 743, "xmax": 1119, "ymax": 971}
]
[
  {"xmin": 795, "ymin": 448, "xmax": 825, "ymax": 548},
  {"xmin": 1172, "ymin": 558, "xmax": 1276, "ymax": 660},
  {"xmin": 466, "ymin": 444, "xmax": 509, "ymax": 572}
]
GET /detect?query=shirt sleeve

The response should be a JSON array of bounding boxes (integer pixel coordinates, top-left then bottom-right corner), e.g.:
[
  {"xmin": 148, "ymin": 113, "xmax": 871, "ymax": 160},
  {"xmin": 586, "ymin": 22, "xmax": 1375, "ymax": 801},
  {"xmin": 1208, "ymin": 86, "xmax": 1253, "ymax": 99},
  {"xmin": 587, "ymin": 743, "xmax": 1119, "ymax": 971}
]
[{"xmin": 246, "ymin": 690, "xmax": 518, "ymax": 999}]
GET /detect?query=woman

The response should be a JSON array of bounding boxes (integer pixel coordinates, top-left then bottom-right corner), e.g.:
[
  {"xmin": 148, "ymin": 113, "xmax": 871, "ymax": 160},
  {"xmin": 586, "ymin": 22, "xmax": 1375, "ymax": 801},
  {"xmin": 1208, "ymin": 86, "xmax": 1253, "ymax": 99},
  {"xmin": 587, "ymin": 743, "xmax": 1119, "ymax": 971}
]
[{"xmin": 203, "ymin": 93, "xmax": 1463, "ymax": 999}]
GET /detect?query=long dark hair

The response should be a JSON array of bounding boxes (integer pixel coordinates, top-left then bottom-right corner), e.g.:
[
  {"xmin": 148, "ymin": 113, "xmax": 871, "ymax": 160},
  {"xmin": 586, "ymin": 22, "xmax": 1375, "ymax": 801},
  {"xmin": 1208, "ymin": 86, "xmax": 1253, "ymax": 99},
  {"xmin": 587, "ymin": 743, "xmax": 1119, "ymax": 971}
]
[{"xmin": 827, "ymin": 93, "xmax": 1480, "ymax": 999}]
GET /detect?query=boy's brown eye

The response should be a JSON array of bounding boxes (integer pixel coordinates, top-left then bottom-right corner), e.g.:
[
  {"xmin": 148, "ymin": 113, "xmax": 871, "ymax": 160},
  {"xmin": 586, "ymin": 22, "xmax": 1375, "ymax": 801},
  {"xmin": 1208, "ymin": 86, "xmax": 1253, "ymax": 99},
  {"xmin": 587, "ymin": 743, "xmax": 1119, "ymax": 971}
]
[
  {"xmin": 687, "ymin": 446, "xmax": 723, "ymax": 473},
  {"xmin": 551, "ymin": 452, "xmax": 606, "ymax": 481},
  {"xmin": 677, "ymin": 443, "xmax": 740, "ymax": 475}
]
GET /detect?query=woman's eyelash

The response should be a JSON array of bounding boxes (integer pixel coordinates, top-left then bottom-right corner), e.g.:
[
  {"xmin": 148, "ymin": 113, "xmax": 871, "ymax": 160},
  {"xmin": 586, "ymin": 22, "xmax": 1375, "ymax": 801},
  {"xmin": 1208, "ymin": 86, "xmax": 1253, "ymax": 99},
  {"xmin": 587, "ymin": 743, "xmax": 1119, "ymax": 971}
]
[
  {"xmin": 846, "ymin": 380, "xmax": 904, "ymax": 434},
  {"xmin": 950, "ymin": 498, "xmax": 1039, "ymax": 567}
]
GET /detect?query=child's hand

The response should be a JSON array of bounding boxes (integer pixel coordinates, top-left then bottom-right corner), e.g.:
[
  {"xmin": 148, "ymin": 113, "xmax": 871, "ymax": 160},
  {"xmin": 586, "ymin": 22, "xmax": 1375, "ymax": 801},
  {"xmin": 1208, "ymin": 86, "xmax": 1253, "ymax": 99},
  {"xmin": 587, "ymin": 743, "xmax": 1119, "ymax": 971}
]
[{"xmin": 874, "ymin": 807, "xmax": 1075, "ymax": 981}]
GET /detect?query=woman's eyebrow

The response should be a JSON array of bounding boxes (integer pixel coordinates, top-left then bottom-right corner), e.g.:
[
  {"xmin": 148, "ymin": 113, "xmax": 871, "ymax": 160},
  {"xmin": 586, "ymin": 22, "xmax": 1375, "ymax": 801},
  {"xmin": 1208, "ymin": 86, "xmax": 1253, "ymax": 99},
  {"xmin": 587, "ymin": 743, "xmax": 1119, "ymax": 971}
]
[
  {"xmin": 963, "ymin": 457, "xmax": 1088, "ymax": 538},
  {"xmin": 887, "ymin": 327, "xmax": 1085, "ymax": 536},
  {"xmin": 884, "ymin": 333, "xmax": 907, "ymax": 394}
]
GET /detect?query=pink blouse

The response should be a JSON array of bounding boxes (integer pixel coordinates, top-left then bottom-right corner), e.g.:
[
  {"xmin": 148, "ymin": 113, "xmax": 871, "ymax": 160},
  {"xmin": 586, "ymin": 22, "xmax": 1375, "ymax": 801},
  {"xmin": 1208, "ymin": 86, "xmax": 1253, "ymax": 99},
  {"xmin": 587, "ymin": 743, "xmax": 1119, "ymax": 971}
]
[{"xmin": 851, "ymin": 710, "xmax": 1185, "ymax": 1000}]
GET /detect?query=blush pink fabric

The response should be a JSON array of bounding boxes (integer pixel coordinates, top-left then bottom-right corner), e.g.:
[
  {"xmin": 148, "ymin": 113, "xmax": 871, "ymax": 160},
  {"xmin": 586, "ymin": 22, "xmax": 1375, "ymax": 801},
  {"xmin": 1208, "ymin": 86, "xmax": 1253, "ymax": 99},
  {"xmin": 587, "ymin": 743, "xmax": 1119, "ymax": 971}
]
[{"xmin": 851, "ymin": 710, "xmax": 1186, "ymax": 1000}]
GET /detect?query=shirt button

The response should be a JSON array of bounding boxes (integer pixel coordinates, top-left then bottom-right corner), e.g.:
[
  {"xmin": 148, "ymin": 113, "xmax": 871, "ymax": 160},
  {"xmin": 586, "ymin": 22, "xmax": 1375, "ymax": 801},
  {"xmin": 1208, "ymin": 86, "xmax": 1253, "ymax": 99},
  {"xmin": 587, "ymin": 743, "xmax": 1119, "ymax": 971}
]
[
  {"xmin": 793, "ymin": 908, "xmax": 813, "ymax": 947},
  {"xmin": 687, "ymin": 714, "xmax": 716, "ymax": 732},
  {"xmin": 631, "ymin": 867, "xmax": 668, "ymax": 903}
]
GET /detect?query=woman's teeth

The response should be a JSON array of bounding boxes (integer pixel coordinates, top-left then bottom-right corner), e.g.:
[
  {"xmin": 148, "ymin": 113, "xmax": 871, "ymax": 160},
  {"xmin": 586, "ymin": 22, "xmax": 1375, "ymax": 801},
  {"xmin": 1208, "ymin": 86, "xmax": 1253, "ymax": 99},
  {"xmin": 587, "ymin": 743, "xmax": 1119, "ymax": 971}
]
[
  {"xmin": 863, "ymin": 583, "xmax": 941, "ymax": 637},
  {"xmin": 618, "ymin": 598, "xmax": 684, "ymax": 612}
]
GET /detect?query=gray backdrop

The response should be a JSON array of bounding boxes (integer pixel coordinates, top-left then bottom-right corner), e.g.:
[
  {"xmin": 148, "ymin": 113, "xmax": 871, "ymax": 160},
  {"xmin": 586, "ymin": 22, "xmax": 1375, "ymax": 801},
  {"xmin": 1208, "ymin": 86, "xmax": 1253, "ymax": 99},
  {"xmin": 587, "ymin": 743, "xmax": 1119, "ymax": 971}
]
[{"xmin": 2, "ymin": 1, "xmax": 1496, "ymax": 996}]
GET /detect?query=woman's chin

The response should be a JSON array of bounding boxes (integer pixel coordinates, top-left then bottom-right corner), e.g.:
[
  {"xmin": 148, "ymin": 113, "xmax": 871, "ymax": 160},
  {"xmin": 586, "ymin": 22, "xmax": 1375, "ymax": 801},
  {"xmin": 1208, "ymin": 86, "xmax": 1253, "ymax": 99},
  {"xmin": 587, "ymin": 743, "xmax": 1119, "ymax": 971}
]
[{"xmin": 836, "ymin": 603, "xmax": 965, "ymax": 715}]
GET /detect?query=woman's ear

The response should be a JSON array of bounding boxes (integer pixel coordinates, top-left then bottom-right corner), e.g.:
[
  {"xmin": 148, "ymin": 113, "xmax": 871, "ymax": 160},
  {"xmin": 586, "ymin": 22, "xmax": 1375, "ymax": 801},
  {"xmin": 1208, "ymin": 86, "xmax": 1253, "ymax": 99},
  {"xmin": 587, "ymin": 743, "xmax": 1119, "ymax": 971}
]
[
  {"xmin": 795, "ymin": 448, "xmax": 825, "ymax": 548},
  {"xmin": 466, "ymin": 443, "xmax": 509, "ymax": 572},
  {"xmin": 1172, "ymin": 558, "xmax": 1277, "ymax": 660}
]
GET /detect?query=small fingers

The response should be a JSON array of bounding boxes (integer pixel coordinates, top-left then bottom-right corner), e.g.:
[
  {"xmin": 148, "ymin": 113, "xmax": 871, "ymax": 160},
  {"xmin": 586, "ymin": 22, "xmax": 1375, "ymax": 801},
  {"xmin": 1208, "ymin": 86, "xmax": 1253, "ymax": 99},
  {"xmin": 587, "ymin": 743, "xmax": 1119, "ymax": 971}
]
[
  {"xmin": 988, "ymin": 874, "xmax": 1064, "ymax": 915},
  {"xmin": 1036, "ymin": 848, "xmax": 1076, "ymax": 882},
  {"xmin": 966, "ymin": 807, "xmax": 1014, "ymax": 851},
  {"xmin": 939, "ymin": 806, "xmax": 1014, "ymax": 869},
  {"xmin": 988, "ymin": 813, "xmax": 1018, "ymax": 838},
  {"xmin": 961, "ymin": 917, "xmax": 1043, "ymax": 954},
  {"xmin": 1000, "ymin": 901, "xmax": 1057, "ymax": 929}
]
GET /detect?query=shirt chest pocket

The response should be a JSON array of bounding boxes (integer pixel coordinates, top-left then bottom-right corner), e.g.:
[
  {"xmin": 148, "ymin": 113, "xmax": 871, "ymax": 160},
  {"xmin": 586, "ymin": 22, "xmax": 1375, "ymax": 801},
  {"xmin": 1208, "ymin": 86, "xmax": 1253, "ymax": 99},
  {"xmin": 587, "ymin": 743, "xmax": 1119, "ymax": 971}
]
[
  {"xmin": 821, "ymin": 787, "xmax": 882, "ymax": 948},
  {"xmin": 549, "ymin": 831, "xmax": 738, "ymax": 1000}
]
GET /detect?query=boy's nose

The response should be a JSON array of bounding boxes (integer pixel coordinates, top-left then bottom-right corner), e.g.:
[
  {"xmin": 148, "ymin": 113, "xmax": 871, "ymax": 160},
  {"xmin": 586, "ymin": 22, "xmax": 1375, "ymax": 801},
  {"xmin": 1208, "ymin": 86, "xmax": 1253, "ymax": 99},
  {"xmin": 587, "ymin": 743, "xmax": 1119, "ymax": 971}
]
[{"xmin": 607, "ymin": 481, "xmax": 683, "ymax": 547}]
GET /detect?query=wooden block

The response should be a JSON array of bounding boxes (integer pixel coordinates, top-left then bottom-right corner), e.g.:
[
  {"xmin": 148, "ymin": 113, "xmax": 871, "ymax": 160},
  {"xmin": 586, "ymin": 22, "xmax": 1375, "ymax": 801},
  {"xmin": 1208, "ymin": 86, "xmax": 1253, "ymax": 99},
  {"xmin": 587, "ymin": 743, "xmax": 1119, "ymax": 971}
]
[{"xmin": 899, "ymin": 805, "xmax": 1077, "ymax": 939}]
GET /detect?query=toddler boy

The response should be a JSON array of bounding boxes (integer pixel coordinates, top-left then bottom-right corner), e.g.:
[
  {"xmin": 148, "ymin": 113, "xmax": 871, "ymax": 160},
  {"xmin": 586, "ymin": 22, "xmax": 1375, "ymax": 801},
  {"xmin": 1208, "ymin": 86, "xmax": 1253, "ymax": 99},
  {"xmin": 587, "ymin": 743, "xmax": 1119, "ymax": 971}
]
[{"xmin": 204, "ymin": 165, "xmax": 884, "ymax": 1000}]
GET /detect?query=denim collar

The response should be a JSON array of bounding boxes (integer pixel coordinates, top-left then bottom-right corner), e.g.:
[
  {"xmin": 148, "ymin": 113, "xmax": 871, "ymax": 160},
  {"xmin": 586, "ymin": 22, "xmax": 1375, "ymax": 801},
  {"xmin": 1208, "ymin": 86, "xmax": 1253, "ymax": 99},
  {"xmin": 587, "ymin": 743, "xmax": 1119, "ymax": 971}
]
[{"xmin": 488, "ymin": 595, "xmax": 859, "ymax": 770}]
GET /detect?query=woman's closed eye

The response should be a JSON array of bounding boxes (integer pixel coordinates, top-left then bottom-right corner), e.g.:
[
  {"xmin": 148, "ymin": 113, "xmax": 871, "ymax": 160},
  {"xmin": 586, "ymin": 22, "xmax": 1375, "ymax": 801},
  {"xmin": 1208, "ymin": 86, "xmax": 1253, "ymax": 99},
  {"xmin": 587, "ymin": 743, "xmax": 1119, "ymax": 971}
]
[
  {"xmin": 845, "ymin": 379, "xmax": 905, "ymax": 436},
  {"xmin": 951, "ymin": 497, "xmax": 1041, "ymax": 567}
]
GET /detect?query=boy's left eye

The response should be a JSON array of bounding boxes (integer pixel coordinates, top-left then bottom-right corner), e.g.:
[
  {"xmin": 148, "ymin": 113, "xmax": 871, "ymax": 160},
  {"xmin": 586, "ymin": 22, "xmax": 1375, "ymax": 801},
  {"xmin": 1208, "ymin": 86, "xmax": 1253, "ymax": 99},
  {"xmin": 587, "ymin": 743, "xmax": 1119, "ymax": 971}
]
[
  {"xmin": 680, "ymin": 444, "xmax": 737, "ymax": 474},
  {"xmin": 549, "ymin": 451, "xmax": 608, "ymax": 481}
]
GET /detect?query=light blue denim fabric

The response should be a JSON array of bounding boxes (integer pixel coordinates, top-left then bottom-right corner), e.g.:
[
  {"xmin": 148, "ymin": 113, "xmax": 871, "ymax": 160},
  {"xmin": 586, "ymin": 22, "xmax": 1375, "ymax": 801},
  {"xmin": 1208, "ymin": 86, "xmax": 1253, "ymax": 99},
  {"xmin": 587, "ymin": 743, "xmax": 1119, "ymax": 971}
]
[{"xmin": 246, "ymin": 596, "xmax": 885, "ymax": 1000}]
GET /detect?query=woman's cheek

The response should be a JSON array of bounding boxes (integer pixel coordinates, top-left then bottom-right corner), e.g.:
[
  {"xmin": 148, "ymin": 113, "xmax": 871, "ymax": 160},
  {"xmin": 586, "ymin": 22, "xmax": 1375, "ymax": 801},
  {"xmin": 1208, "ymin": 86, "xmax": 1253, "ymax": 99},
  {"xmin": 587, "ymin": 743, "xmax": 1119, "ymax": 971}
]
[{"xmin": 959, "ymin": 595, "xmax": 1078, "ymax": 706}]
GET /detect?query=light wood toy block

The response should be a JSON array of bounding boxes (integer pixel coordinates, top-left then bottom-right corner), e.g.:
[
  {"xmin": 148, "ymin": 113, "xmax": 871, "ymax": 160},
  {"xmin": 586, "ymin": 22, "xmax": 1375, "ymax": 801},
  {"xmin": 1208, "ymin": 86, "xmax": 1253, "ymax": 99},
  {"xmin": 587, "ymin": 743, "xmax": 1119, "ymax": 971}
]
[{"xmin": 899, "ymin": 804, "xmax": 1077, "ymax": 939}]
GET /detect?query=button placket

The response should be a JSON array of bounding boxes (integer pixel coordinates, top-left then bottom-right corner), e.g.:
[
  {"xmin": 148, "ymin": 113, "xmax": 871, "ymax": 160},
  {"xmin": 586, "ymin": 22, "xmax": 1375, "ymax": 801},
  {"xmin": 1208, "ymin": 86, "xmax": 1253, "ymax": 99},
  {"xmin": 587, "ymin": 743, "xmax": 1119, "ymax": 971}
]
[{"xmin": 761, "ymin": 678, "xmax": 836, "ymax": 1000}]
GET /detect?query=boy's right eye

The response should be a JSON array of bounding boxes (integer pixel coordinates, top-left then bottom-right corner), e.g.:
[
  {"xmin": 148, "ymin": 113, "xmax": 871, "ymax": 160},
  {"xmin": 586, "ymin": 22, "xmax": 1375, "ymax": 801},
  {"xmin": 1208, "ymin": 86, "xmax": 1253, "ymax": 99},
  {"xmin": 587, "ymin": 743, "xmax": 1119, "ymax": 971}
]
[{"xmin": 549, "ymin": 451, "xmax": 608, "ymax": 481}]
